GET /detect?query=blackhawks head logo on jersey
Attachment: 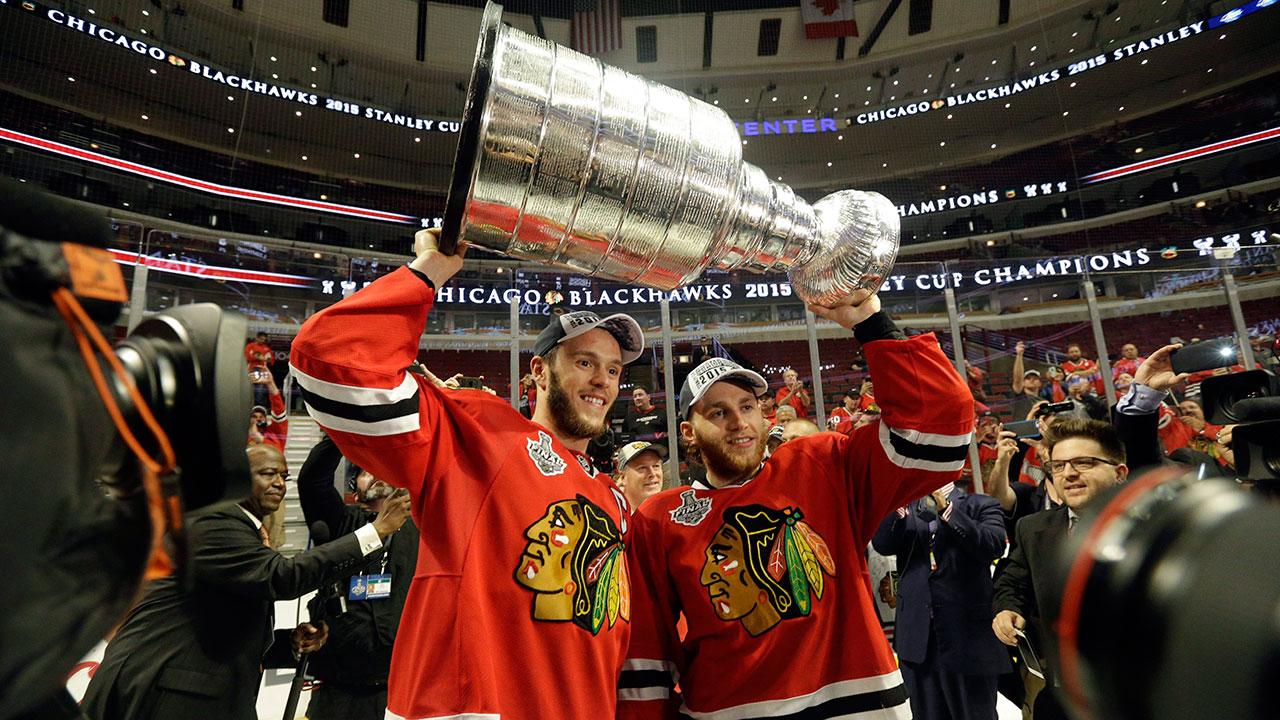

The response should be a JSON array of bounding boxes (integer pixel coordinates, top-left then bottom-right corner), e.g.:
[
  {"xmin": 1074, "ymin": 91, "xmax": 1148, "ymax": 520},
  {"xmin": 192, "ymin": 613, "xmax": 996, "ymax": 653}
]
[
  {"xmin": 516, "ymin": 494, "xmax": 630, "ymax": 634},
  {"xmin": 700, "ymin": 504, "xmax": 835, "ymax": 637}
]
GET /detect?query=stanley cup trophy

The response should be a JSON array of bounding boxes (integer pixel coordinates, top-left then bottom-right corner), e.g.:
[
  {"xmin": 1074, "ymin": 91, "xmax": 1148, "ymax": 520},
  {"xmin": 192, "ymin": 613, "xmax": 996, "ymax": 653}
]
[{"xmin": 441, "ymin": 2, "xmax": 899, "ymax": 307}]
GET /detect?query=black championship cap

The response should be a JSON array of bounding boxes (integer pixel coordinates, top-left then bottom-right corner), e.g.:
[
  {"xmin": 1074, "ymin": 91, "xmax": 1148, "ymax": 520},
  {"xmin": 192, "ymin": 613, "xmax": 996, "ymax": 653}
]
[
  {"xmin": 533, "ymin": 310, "xmax": 645, "ymax": 365},
  {"xmin": 678, "ymin": 357, "xmax": 769, "ymax": 420}
]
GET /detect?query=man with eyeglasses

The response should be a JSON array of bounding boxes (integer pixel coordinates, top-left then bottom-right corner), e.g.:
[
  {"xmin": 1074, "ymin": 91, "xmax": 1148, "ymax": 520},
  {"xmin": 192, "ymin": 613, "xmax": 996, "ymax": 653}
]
[
  {"xmin": 82, "ymin": 444, "xmax": 410, "ymax": 720},
  {"xmin": 990, "ymin": 417, "xmax": 1129, "ymax": 720}
]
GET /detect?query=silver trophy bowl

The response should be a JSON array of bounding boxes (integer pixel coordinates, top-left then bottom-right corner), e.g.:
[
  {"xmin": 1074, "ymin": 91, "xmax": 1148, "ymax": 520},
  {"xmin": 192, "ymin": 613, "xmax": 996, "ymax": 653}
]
[{"xmin": 441, "ymin": 2, "xmax": 899, "ymax": 306}]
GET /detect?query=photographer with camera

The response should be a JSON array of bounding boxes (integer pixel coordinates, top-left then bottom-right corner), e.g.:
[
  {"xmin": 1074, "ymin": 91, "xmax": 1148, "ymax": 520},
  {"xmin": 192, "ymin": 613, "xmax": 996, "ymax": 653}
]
[
  {"xmin": 247, "ymin": 370, "xmax": 289, "ymax": 452},
  {"xmin": 296, "ymin": 434, "xmax": 418, "ymax": 720},
  {"xmin": 81, "ymin": 444, "xmax": 410, "ymax": 720},
  {"xmin": 246, "ymin": 332, "xmax": 275, "ymax": 408}
]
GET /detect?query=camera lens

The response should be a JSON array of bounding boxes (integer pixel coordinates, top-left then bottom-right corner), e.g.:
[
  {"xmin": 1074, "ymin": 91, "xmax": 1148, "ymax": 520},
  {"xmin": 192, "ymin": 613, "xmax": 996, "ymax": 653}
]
[{"xmin": 1057, "ymin": 469, "xmax": 1280, "ymax": 720}]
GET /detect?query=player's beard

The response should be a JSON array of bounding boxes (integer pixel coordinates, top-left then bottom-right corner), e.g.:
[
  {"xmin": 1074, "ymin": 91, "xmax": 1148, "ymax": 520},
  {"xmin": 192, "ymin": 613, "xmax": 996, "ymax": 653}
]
[
  {"xmin": 546, "ymin": 366, "xmax": 609, "ymax": 441},
  {"xmin": 696, "ymin": 426, "xmax": 767, "ymax": 483}
]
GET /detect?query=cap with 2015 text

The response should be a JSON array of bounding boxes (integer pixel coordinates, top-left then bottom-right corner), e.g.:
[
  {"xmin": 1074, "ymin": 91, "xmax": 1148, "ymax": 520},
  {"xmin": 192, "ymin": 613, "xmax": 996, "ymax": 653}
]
[{"xmin": 533, "ymin": 310, "xmax": 645, "ymax": 365}]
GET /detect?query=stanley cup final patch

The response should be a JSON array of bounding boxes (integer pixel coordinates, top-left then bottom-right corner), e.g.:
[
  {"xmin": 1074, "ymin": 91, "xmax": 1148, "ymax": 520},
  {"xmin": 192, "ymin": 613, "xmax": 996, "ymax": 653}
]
[
  {"xmin": 527, "ymin": 431, "xmax": 568, "ymax": 476},
  {"xmin": 669, "ymin": 489, "xmax": 713, "ymax": 527}
]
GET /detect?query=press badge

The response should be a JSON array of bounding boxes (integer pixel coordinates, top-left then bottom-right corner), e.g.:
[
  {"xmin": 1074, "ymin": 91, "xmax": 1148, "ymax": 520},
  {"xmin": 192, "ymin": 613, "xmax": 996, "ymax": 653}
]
[
  {"xmin": 365, "ymin": 573, "xmax": 391, "ymax": 599},
  {"xmin": 349, "ymin": 574, "xmax": 391, "ymax": 600}
]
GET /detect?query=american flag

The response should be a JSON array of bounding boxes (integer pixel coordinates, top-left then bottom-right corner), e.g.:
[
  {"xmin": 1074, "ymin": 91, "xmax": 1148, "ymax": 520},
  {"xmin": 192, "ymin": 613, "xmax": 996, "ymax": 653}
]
[{"xmin": 571, "ymin": 0, "xmax": 622, "ymax": 56}]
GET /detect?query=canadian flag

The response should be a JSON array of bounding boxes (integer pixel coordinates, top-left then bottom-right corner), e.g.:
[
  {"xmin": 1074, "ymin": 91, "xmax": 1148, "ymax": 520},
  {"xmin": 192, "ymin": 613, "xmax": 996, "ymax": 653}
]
[{"xmin": 802, "ymin": 0, "xmax": 859, "ymax": 39}]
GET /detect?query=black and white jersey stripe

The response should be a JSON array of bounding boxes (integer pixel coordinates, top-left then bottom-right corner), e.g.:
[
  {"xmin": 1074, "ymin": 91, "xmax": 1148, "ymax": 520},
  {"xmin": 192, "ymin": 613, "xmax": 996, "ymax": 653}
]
[
  {"xmin": 618, "ymin": 658, "xmax": 678, "ymax": 702},
  {"xmin": 292, "ymin": 365, "xmax": 421, "ymax": 437},
  {"xmin": 678, "ymin": 672, "xmax": 910, "ymax": 720},
  {"xmin": 877, "ymin": 422, "xmax": 971, "ymax": 473}
]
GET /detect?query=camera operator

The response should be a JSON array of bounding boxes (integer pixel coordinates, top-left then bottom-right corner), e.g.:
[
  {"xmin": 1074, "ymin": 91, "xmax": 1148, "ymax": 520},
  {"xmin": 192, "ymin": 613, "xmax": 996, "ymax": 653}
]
[
  {"xmin": 297, "ymin": 434, "xmax": 418, "ymax": 720},
  {"xmin": 81, "ymin": 445, "xmax": 410, "ymax": 720},
  {"xmin": 991, "ymin": 418, "xmax": 1130, "ymax": 720}
]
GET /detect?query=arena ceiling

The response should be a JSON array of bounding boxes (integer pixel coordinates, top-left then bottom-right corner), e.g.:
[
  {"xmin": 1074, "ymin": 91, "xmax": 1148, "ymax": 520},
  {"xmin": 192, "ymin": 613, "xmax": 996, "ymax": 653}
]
[{"xmin": 1, "ymin": 0, "xmax": 1277, "ymax": 196}]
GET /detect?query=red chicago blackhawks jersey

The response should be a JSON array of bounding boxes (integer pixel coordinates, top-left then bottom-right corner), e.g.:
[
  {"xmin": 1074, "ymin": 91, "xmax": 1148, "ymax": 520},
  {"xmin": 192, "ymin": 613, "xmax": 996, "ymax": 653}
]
[
  {"xmin": 291, "ymin": 267, "xmax": 632, "ymax": 720},
  {"xmin": 618, "ymin": 333, "xmax": 973, "ymax": 720}
]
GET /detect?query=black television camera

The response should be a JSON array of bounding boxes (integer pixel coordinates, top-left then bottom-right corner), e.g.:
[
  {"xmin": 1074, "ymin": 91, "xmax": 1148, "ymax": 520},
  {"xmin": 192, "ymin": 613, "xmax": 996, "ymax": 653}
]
[
  {"xmin": 1049, "ymin": 366, "xmax": 1280, "ymax": 720},
  {"xmin": 0, "ymin": 179, "xmax": 251, "ymax": 719}
]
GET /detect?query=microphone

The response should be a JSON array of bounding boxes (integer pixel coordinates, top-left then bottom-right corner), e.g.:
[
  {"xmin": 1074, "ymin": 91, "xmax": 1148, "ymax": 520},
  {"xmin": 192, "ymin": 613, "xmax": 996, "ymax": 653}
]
[{"xmin": 309, "ymin": 520, "xmax": 330, "ymax": 545}]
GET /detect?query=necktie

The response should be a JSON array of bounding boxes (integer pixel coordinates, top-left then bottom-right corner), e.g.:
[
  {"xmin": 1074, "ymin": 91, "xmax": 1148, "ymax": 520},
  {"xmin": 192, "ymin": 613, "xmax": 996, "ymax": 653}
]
[
  {"xmin": 1068, "ymin": 515, "xmax": 1076, "ymax": 537},
  {"xmin": 259, "ymin": 525, "xmax": 271, "ymax": 547}
]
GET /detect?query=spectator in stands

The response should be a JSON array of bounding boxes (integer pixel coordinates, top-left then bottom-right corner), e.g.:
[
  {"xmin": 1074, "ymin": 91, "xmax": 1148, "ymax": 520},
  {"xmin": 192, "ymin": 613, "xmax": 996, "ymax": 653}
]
[
  {"xmin": 775, "ymin": 368, "xmax": 812, "ymax": 419},
  {"xmin": 1010, "ymin": 342, "xmax": 1044, "ymax": 421},
  {"xmin": 1176, "ymin": 398, "xmax": 1223, "ymax": 454},
  {"xmin": 245, "ymin": 332, "xmax": 274, "ymax": 407},
  {"xmin": 612, "ymin": 441, "xmax": 667, "ymax": 512},
  {"xmin": 82, "ymin": 445, "xmax": 409, "ymax": 720},
  {"xmin": 1112, "ymin": 343, "xmax": 1145, "ymax": 378},
  {"xmin": 827, "ymin": 388, "xmax": 861, "ymax": 434},
  {"xmin": 298, "ymin": 436, "xmax": 418, "ymax": 720},
  {"xmin": 975, "ymin": 411, "xmax": 1002, "ymax": 467},
  {"xmin": 758, "ymin": 393, "xmax": 778, "ymax": 425},
  {"xmin": 1061, "ymin": 342, "xmax": 1102, "ymax": 393},
  {"xmin": 780, "ymin": 418, "xmax": 821, "ymax": 443},
  {"xmin": 993, "ymin": 418, "xmax": 1130, "ymax": 720},
  {"xmin": 623, "ymin": 386, "xmax": 666, "ymax": 440},
  {"xmin": 518, "ymin": 373, "xmax": 536, "ymax": 419},
  {"xmin": 965, "ymin": 360, "xmax": 988, "ymax": 403},
  {"xmin": 247, "ymin": 372, "xmax": 288, "ymax": 452},
  {"xmin": 1040, "ymin": 366, "xmax": 1067, "ymax": 403},
  {"xmin": 873, "ymin": 482, "xmax": 1009, "ymax": 720},
  {"xmin": 765, "ymin": 425, "xmax": 786, "ymax": 457},
  {"xmin": 1251, "ymin": 335, "xmax": 1278, "ymax": 369},
  {"xmin": 775, "ymin": 404, "xmax": 798, "ymax": 427},
  {"xmin": 859, "ymin": 378, "xmax": 877, "ymax": 410},
  {"xmin": 1114, "ymin": 372, "xmax": 1134, "ymax": 398},
  {"xmin": 1065, "ymin": 377, "xmax": 1109, "ymax": 421}
]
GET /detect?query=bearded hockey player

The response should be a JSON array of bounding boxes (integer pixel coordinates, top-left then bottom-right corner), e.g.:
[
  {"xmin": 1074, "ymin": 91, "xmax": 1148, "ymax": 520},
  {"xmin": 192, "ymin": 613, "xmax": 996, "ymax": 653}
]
[
  {"xmin": 292, "ymin": 229, "xmax": 640, "ymax": 720},
  {"xmin": 618, "ymin": 294, "xmax": 974, "ymax": 720}
]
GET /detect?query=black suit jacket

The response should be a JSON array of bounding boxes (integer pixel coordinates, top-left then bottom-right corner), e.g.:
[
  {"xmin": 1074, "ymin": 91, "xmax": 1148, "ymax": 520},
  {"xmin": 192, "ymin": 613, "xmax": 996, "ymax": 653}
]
[
  {"xmin": 297, "ymin": 435, "xmax": 418, "ymax": 686},
  {"xmin": 872, "ymin": 492, "xmax": 1011, "ymax": 674},
  {"xmin": 81, "ymin": 506, "xmax": 368, "ymax": 720},
  {"xmin": 992, "ymin": 505, "xmax": 1071, "ymax": 681}
]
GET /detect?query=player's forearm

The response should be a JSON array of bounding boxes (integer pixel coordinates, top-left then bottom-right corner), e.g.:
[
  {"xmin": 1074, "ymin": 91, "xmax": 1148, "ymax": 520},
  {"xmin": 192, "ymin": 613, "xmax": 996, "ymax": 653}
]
[{"xmin": 292, "ymin": 266, "xmax": 435, "ymax": 385}]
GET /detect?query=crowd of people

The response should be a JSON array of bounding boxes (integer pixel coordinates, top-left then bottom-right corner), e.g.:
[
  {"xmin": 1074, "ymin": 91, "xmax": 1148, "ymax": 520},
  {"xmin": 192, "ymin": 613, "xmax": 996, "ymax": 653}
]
[{"xmin": 72, "ymin": 226, "xmax": 1275, "ymax": 720}]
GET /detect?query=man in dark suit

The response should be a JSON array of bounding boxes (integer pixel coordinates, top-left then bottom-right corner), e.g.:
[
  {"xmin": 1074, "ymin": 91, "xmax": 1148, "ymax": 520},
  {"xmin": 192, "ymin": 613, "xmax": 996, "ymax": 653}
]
[
  {"xmin": 873, "ymin": 484, "xmax": 1010, "ymax": 720},
  {"xmin": 992, "ymin": 418, "xmax": 1129, "ymax": 720},
  {"xmin": 297, "ymin": 434, "xmax": 419, "ymax": 720},
  {"xmin": 82, "ymin": 444, "xmax": 411, "ymax": 720}
]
